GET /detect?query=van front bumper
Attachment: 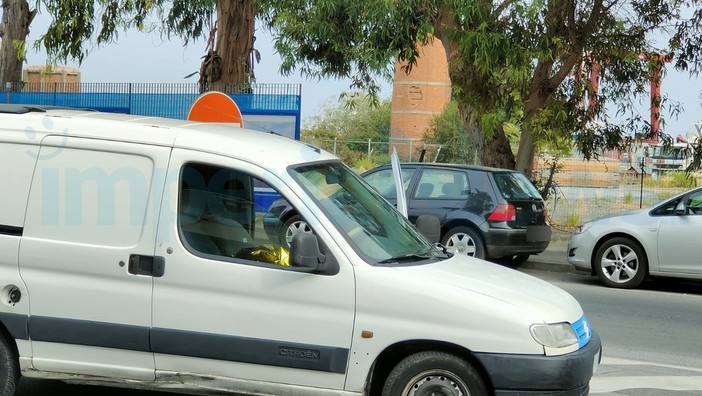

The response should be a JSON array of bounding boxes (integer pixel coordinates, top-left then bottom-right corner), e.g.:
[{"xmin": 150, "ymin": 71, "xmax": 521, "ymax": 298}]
[{"xmin": 474, "ymin": 332, "xmax": 601, "ymax": 396}]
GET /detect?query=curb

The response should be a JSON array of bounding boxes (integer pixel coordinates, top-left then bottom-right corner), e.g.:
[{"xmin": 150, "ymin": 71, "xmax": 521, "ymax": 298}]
[
  {"xmin": 521, "ymin": 257, "xmax": 575, "ymax": 274},
  {"xmin": 519, "ymin": 232, "xmax": 576, "ymax": 273}
]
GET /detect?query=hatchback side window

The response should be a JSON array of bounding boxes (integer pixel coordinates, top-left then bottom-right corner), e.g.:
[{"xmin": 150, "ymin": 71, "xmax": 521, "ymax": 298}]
[
  {"xmin": 364, "ymin": 167, "xmax": 416, "ymax": 199},
  {"xmin": 179, "ymin": 162, "xmax": 312, "ymax": 267},
  {"xmin": 414, "ymin": 168, "xmax": 470, "ymax": 199},
  {"xmin": 685, "ymin": 190, "xmax": 702, "ymax": 215}
]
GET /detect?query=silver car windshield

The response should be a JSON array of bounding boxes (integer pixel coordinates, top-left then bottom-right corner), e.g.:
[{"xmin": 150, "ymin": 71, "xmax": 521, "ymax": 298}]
[{"xmin": 290, "ymin": 161, "xmax": 444, "ymax": 265}]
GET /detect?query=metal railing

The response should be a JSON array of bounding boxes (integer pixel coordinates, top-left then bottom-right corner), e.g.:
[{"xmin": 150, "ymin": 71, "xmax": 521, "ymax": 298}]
[{"xmin": 2, "ymin": 82, "xmax": 302, "ymax": 120}]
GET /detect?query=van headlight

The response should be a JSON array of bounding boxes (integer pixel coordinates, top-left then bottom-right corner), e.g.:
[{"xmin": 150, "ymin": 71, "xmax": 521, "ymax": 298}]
[{"xmin": 530, "ymin": 322, "xmax": 579, "ymax": 356}]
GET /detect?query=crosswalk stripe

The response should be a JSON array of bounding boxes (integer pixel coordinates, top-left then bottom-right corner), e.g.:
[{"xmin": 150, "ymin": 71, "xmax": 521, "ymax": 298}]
[
  {"xmin": 591, "ymin": 375, "xmax": 702, "ymax": 393},
  {"xmin": 591, "ymin": 357, "xmax": 702, "ymax": 393}
]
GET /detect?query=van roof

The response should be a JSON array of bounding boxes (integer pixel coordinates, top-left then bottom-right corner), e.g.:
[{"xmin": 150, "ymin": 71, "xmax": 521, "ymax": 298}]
[{"xmin": 0, "ymin": 104, "xmax": 336, "ymax": 168}]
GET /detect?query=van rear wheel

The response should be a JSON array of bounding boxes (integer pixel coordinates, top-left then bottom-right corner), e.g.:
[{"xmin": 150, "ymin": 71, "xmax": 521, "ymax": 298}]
[
  {"xmin": 382, "ymin": 351, "xmax": 487, "ymax": 396},
  {"xmin": 0, "ymin": 334, "xmax": 19, "ymax": 396}
]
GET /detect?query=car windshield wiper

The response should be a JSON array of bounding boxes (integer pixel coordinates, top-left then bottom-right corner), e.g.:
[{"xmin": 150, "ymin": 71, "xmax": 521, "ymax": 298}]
[
  {"xmin": 434, "ymin": 243, "xmax": 451, "ymax": 256},
  {"xmin": 376, "ymin": 251, "xmax": 447, "ymax": 265}
]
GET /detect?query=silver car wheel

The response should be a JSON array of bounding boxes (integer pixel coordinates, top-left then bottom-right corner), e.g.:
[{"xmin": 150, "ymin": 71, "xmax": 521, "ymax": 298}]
[
  {"xmin": 600, "ymin": 244, "xmax": 639, "ymax": 284},
  {"xmin": 441, "ymin": 226, "xmax": 485, "ymax": 259},
  {"xmin": 284, "ymin": 216, "xmax": 312, "ymax": 247},
  {"xmin": 445, "ymin": 233, "xmax": 477, "ymax": 257}
]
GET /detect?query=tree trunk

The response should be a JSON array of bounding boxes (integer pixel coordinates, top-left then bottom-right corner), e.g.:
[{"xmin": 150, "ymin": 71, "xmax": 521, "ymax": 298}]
[
  {"xmin": 456, "ymin": 101, "xmax": 516, "ymax": 169},
  {"xmin": 201, "ymin": 0, "xmax": 255, "ymax": 92},
  {"xmin": 0, "ymin": 0, "xmax": 35, "ymax": 85},
  {"xmin": 436, "ymin": 18, "xmax": 515, "ymax": 170}
]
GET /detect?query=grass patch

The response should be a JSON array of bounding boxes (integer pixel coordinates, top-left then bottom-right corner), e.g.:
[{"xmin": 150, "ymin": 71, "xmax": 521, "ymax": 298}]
[
  {"xmin": 623, "ymin": 192, "xmax": 634, "ymax": 204},
  {"xmin": 565, "ymin": 214, "xmax": 580, "ymax": 227}
]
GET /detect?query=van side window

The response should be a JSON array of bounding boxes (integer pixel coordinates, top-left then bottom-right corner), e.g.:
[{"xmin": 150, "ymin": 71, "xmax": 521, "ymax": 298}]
[{"xmin": 178, "ymin": 163, "xmax": 311, "ymax": 267}]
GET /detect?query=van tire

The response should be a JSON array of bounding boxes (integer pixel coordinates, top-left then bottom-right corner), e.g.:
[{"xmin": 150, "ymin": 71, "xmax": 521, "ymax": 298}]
[
  {"xmin": 441, "ymin": 227, "xmax": 485, "ymax": 259},
  {"xmin": 382, "ymin": 351, "xmax": 487, "ymax": 396},
  {"xmin": 0, "ymin": 334, "xmax": 19, "ymax": 396}
]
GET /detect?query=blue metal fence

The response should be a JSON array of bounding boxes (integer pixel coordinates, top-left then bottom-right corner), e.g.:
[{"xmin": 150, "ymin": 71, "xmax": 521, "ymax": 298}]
[{"xmin": 2, "ymin": 82, "xmax": 302, "ymax": 138}]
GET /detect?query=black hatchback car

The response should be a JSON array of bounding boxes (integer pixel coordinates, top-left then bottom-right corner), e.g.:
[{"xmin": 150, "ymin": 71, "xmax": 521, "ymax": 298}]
[{"xmin": 361, "ymin": 163, "xmax": 551, "ymax": 265}]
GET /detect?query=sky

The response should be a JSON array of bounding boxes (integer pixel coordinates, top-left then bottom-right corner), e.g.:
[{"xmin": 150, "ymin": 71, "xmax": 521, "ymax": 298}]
[
  {"xmin": 24, "ymin": 13, "xmax": 393, "ymax": 123},
  {"xmin": 22, "ymin": 12, "xmax": 702, "ymax": 138}
]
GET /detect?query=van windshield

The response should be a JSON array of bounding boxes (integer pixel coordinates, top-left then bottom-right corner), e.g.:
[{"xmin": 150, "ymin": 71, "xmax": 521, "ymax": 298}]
[{"xmin": 290, "ymin": 162, "xmax": 444, "ymax": 265}]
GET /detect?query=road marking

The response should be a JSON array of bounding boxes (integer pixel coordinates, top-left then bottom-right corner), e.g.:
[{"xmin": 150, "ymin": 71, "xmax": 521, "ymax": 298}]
[
  {"xmin": 591, "ymin": 357, "xmax": 702, "ymax": 393},
  {"xmin": 599, "ymin": 357, "xmax": 702, "ymax": 373},
  {"xmin": 591, "ymin": 376, "xmax": 702, "ymax": 393}
]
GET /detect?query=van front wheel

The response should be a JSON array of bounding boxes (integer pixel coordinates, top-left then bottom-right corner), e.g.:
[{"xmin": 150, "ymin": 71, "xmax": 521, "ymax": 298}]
[
  {"xmin": 0, "ymin": 334, "xmax": 19, "ymax": 396},
  {"xmin": 382, "ymin": 351, "xmax": 487, "ymax": 396}
]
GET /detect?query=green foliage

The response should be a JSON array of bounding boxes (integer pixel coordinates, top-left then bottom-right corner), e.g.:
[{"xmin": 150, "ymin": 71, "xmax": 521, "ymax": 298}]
[
  {"xmin": 36, "ymin": 0, "xmax": 217, "ymax": 64},
  {"xmin": 266, "ymin": 0, "xmax": 702, "ymax": 174},
  {"xmin": 301, "ymin": 94, "xmax": 391, "ymax": 166},
  {"xmin": 565, "ymin": 214, "xmax": 580, "ymax": 227},
  {"xmin": 423, "ymin": 102, "xmax": 476, "ymax": 164},
  {"xmin": 11, "ymin": 40, "xmax": 27, "ymax": 62},
  {"xmin": 624, "ymin": 192, "xmax": 634, "ymax": 204}
]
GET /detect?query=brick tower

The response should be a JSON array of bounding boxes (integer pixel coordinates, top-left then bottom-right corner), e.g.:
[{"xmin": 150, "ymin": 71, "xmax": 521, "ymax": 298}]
[{"xmin": 390, "ymin": 37, "xmax": 451, "ymax": 160}]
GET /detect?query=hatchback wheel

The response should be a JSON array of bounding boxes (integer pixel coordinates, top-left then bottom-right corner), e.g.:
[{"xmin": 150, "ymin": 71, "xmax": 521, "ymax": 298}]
[
  {"xmin": 441, "ymin": 227, "xmax": 485, "ymax": 259},
  {"xmin": 282, "ymin": 215, "xmax": 312, "ymax": 248},
  {"xmin": 594, "ymin": 237, "xmax": 647, "ymax": 288}
]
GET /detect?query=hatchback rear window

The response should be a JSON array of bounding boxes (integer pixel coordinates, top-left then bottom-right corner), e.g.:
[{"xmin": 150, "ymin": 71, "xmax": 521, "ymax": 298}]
[{"xmin": 493, "ymin": 172, "xmax": 541, "ymax": 200}]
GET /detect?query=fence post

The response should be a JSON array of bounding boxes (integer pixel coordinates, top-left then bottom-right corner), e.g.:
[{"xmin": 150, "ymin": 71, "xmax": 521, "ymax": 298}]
[
  {"xmin": 368, "ymin": 139, "xmax": 372, "ymax": 160},
  {"xmin": 5, "ymin": 82, "xmax": 11, "ymax": 104},
  {"xmin": 333, "ymin": 137, "xmax": 337, "ymax": 155}
]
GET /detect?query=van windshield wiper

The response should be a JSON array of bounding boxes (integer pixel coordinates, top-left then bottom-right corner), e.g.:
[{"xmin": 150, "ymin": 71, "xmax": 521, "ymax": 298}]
[{"xmin": 376, "ymin": 251, "xmax": 447, "ymax": 265}]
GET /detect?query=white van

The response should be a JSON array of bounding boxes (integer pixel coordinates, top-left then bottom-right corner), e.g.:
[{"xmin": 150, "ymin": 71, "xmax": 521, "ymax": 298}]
[{"xmin": 0, "ymin": 104, "xmax": 600, "ymax": 396}]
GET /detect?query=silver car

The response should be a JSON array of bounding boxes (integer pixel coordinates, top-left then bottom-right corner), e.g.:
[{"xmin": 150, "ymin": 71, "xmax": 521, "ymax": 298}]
[{"xmin": 567, "ymin": 186, "xmax": 702, "ymax": 288}]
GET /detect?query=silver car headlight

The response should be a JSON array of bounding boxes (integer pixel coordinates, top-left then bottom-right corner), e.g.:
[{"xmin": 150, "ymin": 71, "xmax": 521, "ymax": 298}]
[
  {"xmin": 530, "ymin": 322, "xmax": 579, "ymax": 356},
  {"xmin": 572, "ymin": 222, "xmax": 591, "ymax": 235}
]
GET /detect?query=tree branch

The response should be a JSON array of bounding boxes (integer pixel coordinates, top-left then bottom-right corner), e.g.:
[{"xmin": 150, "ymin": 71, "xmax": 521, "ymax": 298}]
[{"xmin": 494, "ymin": 0, "xmax": 515, "ymax": 16}]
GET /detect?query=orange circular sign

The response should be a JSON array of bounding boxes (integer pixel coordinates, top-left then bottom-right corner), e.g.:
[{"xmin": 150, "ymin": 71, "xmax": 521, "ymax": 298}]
[{"xmin": 187, "ymin": 91, "xmax": 244, "ymax": 127}]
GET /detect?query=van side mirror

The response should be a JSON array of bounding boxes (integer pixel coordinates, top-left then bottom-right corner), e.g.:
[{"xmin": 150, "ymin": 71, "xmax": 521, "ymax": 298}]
[
  {"xmin": 415, "ymin": 215, "xmax": 441, "ymax": 244},
  {"xmin": 290, "ymin": 233, "xmax": 327, "ymax": 272}
]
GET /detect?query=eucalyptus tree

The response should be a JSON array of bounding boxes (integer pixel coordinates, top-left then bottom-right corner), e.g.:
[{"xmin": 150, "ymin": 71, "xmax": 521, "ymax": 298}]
[
  {"xmin": 0, "ymin": 0, "xmax": 36, "ymax": 85},
  {"xmin": 36, "ymin": 0, "xmax": 258, "ymax": 89},
  {"xmin": 264, "ymin": 0, "xmax": 702, "ymax": 176}
]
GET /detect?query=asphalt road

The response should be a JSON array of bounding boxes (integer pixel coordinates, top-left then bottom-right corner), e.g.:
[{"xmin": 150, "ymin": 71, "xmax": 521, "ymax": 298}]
[
  {"xmin": 15, "ymin": 267, "xmax": 702, "ymax": 396},
  {"xmin": 520, "ymin": 268, "xmax": 702, "ymax": 395}
]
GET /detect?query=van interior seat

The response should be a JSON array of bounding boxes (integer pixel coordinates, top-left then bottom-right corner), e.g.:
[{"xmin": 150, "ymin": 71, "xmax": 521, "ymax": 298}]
[{"xmin": 180, "ymin": 189, "xmax": 255, "ymax": 257}]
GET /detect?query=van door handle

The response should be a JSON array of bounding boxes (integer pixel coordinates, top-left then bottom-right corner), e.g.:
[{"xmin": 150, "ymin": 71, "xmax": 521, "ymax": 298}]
[{"xmin": 128, "ymin": 255, "xmax": 165, "ymax": 277}]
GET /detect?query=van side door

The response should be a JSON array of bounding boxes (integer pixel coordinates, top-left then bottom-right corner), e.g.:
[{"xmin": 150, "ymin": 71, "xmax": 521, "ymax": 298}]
[
  {"xmin": 19, "ymin": 137, "xmax": 169, "ymax": 380},
  {"xmin": 151, "ymin": 150, "xmax": 356, "ymax": 391}
]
